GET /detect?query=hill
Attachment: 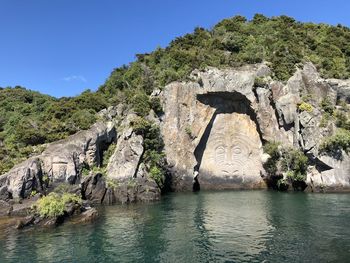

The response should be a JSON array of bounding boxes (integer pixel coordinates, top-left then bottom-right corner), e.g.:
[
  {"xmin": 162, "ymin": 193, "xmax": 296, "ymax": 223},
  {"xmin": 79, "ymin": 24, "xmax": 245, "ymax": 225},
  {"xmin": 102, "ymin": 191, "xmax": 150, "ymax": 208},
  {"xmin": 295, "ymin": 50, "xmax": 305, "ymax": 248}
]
[{"xmin": 1, "ymin": 14, "xmax": 350, "ymax": 174}]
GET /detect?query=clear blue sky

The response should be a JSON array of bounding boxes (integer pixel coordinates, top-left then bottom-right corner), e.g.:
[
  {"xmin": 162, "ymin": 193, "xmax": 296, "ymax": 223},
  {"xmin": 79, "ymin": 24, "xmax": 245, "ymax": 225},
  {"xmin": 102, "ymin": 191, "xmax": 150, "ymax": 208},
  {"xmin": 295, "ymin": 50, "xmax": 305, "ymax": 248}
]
[{"xmin": 1, "ymin": 0, "xmax": 350, "ymax": 98}]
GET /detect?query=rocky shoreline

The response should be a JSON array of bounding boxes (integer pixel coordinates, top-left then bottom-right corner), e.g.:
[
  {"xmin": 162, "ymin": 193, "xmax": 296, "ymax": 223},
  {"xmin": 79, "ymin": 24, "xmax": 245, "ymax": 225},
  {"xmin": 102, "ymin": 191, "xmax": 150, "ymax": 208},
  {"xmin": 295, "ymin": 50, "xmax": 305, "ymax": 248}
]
[{"xmin": 1, "ymin": 62, "xmax": 350, "ymax": 229}]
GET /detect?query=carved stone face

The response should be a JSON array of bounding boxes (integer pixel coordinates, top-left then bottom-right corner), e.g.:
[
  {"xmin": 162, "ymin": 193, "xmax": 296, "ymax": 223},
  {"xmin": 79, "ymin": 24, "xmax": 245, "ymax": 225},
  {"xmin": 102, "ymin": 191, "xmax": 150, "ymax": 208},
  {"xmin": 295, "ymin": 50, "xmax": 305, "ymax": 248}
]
[
  {"xmin": 213, "ymin": 139, "xmax": 250, "ymax": 176},
  {"xmin": 199, "ymin": 113, "xmax": 262, "ymax": 180}
]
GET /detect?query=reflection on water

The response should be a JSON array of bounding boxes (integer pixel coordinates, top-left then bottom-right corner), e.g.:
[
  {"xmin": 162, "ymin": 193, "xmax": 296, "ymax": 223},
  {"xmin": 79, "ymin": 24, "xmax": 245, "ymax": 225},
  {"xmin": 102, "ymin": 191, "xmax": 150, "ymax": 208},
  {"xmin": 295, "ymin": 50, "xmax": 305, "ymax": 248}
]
[{"xmin": 0, "ymin": 191, "xmax": 349, "ymax": 263}]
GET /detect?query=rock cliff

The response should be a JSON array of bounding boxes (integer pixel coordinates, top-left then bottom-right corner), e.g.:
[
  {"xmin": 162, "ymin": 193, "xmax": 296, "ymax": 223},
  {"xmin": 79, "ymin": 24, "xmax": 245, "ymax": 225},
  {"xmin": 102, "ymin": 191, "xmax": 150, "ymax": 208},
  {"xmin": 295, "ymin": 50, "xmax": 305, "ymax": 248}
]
[
  {"xmin": 160, "ymin": 63, "xmax": 350, "ymax": 192},
  {"xmin": 1, "ymin": 62, "xmax": 350, "ymax": 209}
]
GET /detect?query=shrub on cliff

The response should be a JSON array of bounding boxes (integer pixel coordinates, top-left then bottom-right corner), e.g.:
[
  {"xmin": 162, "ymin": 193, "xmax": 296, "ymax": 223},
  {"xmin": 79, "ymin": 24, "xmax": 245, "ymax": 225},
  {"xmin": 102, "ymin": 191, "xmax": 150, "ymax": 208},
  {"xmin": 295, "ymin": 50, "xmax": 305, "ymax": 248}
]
[
  {"xmin": 281, "ymin": 148, "xmax": 308, "ymax": 178},
  {"xmin": 319, "ymin": 129, "xmax": 350, "ymax": 156},
  {"xmin": 35, "ymin": 193, "xmax": 82, "ymax": 218},
  {"xmin": 149, "ymin": 166, "xmax": 165, "ymax": 187},
  {"xmin": 129, "ymin": 91, "xmax": 151, "ymax": 117},
  {"xmin": 263, "ymin": 142, "xmax": 308, "ymax": 190},
  {"xmin": 298, "ymin": 102, "xmax": 313, "ymax": 112},
  {"xmin": 263, "ymin": 142, "xmax": 281, "ymax": 176},
  {"xmin": 132, "ymin": 117, "xmax": 165, "ymax": 187}
]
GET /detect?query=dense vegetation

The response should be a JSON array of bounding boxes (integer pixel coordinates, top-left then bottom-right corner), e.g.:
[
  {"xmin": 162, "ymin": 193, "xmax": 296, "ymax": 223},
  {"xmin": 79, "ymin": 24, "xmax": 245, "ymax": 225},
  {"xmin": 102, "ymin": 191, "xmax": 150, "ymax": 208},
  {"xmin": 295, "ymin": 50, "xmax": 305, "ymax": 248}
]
[
  {"xmin": 263, "ymin": 142, "xmax": 308, "ymax": 191},
  {"xmin": 1, "ymin": 14, "xmax": 350, "ymax": 174},
  {"xmin": 0, "ymin": 87, "xmax": 107, "ymax": 173}
]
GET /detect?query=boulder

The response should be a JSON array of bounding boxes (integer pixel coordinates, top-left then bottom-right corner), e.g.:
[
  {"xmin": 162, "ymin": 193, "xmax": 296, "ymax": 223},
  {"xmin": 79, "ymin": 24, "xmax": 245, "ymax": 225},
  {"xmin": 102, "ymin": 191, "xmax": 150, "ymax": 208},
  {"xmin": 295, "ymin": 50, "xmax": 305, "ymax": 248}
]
[
  {"xmin": 113, "ymin": 178, "xmax": 161, "ymax": 204},
  {"xmin": 10, "ymin": 200, "xmax": 35, "ymax": 216},
  {"xmin": 81, "ymin": 173, "xmax": 107, "ymax": 204},
  {"xmin": 15, "ymin": 215, "xmax": 35, "ymax": 229},
  {"xmin": 77, "ymin": 208, "xmax": 98, "ymax": 223}
]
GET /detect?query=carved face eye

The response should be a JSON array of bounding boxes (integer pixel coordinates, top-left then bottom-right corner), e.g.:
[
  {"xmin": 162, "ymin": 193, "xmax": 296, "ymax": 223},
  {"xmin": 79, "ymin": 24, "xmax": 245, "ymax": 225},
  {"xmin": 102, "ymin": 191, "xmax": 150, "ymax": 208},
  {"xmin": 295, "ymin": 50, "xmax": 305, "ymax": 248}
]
[
  {"xmin": 215, "ymin": 146, "xmax": 226, "ymax": 161},
  {"xmin": 232, "ymin": 146, "xmax": 242, "ymax": 155},
  {"xmin": 216, "ymin": 146, "xmax": 226, "ymax": 154}
]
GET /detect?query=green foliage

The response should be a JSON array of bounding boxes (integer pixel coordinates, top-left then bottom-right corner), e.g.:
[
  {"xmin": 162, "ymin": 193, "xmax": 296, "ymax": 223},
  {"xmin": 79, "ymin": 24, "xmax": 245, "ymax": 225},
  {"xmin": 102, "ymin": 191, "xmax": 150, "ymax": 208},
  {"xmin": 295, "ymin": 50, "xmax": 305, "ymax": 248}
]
[
  {"xmin": 100, "ymin": 15, "xmax": 350, "ymax": 101},
  {"xmin": 81, "ymin": 166, "xmax": 90, "ymax": 177},
  {"xmin": 319, "ymin": 112, "xmax": 332, "ymax": 128},
  {"xmin": 132, "ymin": 116, "xmax": 165, "ymax": 187},
  {"xmin": 334, "ymin": 110, "xmax": 350, "ymax": 130},
  {"xmin": 298, "ymin": 102, "xmax": 313, "ymax": 112},
  {"xmin": 319, "ymin": 129, "xmax": 350, "ymax": 156},
  {"xmin": 276, "ymin": 178, "xmax": 289, "ymax": 191},
  {"xmin": 102, "ymin": 142, "xmax": 117, "ymax": 167},
  {"xmin": 132, "ymin": 116, "xmax": 152, "ymax": 135},
  {"xmin": 263, "ymin": 141, "xmax": 280, "ymax": 158},
  {"xmin": 69, "ymin": 109, "xmax": 96, "ymax": 130},
  {"xmin": 263, "ymin": 142, "xmax": 308, "ymax": 186},
  {"xmin": 150, "ymin": 97, "xmax": 163, "ymax": 115},
  {"xmin": 320, "ymin": 98, "xmax": 334, "ymax": 114},
  {"xmin": 36, "ymin": 192, "xmax": 82, "ymax": 218},
  {"xmin": 263, "ymin": 142, "xmax": 281, "ymax": 176},
  {"xmin": 106, "ymin": 178, "xmax": 119, "ymax": 189},
  {"xmin": 149, "ymin": 166, "xmax": 164, "ymax": 186},
  {"xmin": 281, "ymin": 148, "xmax": 308, "ymax": 177},
  {"xmin": 129, "ymin": 91, "xmax": 151, "ymax": 117},
  {"xmin": 185, "ymin": 126, "xmax": 193, "ymax": 138},
  {"xmin": 253, "ymin": 77, "xmax": 268, "ymax": 88},
  {"xmin": 0, "ymin": 87, "xmax": 108, "ymax": 174}
]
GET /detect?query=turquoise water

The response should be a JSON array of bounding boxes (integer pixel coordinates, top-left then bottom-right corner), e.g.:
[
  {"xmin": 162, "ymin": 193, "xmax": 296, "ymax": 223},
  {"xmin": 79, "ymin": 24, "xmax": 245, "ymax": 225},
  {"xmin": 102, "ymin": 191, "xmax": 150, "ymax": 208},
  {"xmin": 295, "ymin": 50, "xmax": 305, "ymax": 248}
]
[{"xmin": 0, "ymin": 191, "xmax": 349, "ymax": 262}]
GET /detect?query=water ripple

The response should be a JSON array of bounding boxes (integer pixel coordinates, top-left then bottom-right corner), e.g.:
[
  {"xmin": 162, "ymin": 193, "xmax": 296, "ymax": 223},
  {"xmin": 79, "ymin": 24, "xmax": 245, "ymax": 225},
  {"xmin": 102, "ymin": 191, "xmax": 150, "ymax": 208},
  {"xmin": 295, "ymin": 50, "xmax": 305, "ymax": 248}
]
[{"xmin": 0, "ymin": 191, "xmax": 349, "ymax": 262}]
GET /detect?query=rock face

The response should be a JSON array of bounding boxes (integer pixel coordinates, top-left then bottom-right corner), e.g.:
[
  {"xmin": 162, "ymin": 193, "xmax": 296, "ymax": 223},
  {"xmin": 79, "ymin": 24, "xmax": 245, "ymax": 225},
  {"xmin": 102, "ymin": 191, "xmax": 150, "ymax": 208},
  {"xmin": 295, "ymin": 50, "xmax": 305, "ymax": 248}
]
[
  {"xmin": 0, "ymin": 158, "xmax": 42, "ymax": 199},
  {"xmin": 106, "ymin": 132, "xmax": 144, "ymax": 180},
  {"xmin": 81, "ymin": 173, "xmax": 107, "ymax": 204},
  {"xmin": 161, "ymin": 63, "xmax": 350, "ymax": 192},
  {"xmin": 0, "ymin": 122, "xmax": 116, "ymax": 200},
  {"xmin": 307, "ymin": 153, "xmax": 350, "ymax": 192},
  {"xmin": 41, "ymin": 121, "xmax": 116, "ymax": 183},
  {"xmin": 81, "ymin": 174, "xmax": 161, "ymax": 205}
]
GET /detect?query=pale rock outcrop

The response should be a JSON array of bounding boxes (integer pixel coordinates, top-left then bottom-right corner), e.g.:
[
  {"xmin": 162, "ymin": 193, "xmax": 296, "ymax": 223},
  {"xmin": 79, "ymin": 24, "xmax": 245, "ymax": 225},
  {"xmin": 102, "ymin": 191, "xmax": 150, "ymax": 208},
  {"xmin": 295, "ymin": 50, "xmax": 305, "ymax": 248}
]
[
  {"xmin": 307, "ymin": 152, "xmax": 350, "ymax": 191},
  {"xmin": 0, "ymin": 122, "xmax": 116, "ymax": 200},
  {"xmin": 106, "ymin": 115, "xmax": 144, "ymax": 180},
  {"xmin": 327, "ymin": 79, "xmax": 350, "ymax": 103},
  {"xmin": 0, "ymin": 158, "xmax": 42, "ymax": 199},
  {"xmin": 41, "ymin": 121, "xmax": 116, "ymax": 183}
]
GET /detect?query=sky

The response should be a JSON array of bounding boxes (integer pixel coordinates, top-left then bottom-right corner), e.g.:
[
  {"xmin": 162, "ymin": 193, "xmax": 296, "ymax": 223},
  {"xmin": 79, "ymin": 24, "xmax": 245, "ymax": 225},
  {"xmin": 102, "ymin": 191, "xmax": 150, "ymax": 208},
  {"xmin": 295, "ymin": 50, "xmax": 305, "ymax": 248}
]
[{"xmin": 1, "ymin": 0, "xmax": 350, "ymax": 98}]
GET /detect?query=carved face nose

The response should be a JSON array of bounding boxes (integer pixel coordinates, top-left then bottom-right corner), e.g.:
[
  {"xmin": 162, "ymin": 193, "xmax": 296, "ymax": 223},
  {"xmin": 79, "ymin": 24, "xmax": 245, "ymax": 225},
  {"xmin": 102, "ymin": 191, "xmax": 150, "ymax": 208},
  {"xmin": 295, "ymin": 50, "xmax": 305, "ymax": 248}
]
[{"xmin": 225, "ymin": 146, "xmax": 242, "ymax": 165}]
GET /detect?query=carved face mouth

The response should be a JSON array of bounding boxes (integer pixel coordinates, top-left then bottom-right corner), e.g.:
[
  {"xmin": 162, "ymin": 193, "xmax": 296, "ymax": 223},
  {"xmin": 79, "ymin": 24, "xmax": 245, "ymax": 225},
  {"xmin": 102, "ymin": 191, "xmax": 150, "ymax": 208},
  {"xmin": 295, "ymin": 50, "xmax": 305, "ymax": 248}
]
[{"xmin": 221, "ymin": 169, "xmax": 239, "ymax": 175}]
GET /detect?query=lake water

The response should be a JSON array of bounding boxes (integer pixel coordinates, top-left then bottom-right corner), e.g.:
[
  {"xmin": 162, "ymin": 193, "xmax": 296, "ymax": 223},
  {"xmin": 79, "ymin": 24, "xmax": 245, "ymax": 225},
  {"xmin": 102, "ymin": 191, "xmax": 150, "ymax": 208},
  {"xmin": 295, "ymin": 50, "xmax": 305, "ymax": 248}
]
[{"xmin": 0, "ymin": 190, "xmax": 349, "ymax": 263}]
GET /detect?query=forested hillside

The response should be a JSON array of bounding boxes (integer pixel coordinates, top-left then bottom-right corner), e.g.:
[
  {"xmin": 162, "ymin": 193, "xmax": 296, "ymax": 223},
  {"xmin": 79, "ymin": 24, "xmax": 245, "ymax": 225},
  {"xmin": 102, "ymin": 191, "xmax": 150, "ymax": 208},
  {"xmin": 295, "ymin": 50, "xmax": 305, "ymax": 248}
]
[{"xmin": 1, "ymin": 14, "xmax": 350, "ymax": 174}]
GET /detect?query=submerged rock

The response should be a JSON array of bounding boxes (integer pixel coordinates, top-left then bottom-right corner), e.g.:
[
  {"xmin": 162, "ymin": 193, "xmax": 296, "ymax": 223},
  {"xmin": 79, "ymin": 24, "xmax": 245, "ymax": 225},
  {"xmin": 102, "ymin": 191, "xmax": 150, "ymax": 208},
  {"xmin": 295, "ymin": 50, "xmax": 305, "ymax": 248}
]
[{"xmin": 75, "ymin": 207, "xmax": 98, "ymax": 223}]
